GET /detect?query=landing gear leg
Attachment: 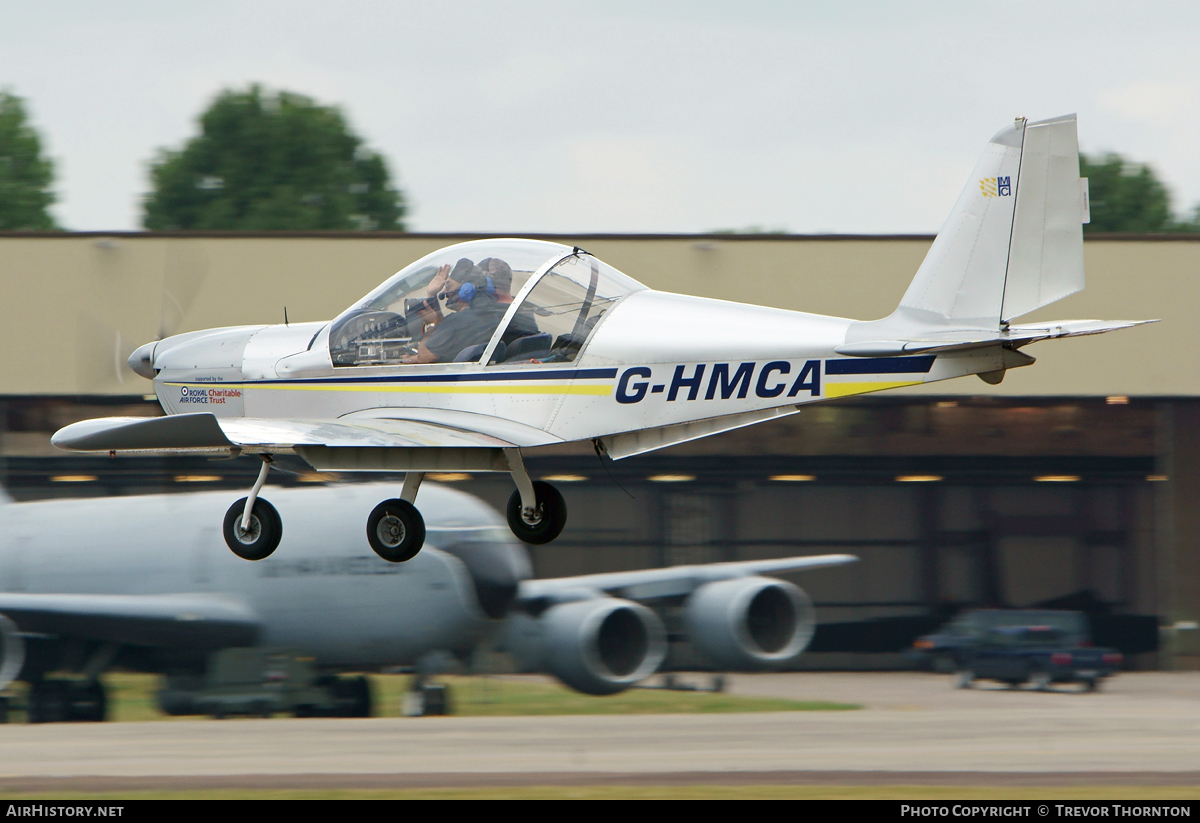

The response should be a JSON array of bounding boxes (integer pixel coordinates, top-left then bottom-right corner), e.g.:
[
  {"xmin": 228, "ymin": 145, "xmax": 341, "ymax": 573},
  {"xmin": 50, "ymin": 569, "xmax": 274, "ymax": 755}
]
[
  {"xmin": 503, "ymin": 448, "xmax": 567, "ymax": 544},
  {"xmin": 222, "ymin": 456, "xmax": 282, "ymax": 561},
  {"xmin": 366, "ymin": 471, "xmax": 426, "ymax": 563}
]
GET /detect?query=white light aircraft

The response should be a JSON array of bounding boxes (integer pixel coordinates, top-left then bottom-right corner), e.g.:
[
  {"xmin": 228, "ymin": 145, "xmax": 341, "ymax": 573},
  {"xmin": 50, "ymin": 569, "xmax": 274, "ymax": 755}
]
[{"xmin": 53, "ymin": 114, "xmax": 1151, "ymax": 563}]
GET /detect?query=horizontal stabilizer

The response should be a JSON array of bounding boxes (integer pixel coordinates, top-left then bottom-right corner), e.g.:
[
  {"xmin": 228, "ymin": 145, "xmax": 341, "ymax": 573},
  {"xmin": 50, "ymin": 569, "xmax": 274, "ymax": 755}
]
[{"xmin": 835, "ymin": 319, "xmax": 1157, "ymax": 357}]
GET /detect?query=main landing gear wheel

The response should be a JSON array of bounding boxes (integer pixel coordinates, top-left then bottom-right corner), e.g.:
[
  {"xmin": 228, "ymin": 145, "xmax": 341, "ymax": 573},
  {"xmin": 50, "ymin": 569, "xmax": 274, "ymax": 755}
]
[
  {"xmin": 507, "ymin": 480, "xmax": 567, "ymax": 545},
  {"xmin": 223, "ymin": 497, "xmax": 282, "ymax": 560},
  {"xmin": 367, "ymin": 498, "xmax": 426, "ymax": 563}
]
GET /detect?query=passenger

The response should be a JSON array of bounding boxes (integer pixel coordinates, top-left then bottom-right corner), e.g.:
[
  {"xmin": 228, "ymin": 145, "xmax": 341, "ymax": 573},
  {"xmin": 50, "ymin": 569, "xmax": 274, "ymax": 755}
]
[
  {"xmin": 402, "ymin": 267, "xmax": 505, "ymax": 364},
  {"xmin": 478, "ymin": 258, "xmax": 514, "ymax": 304},
  {"xmin": 479, "ymin": 257, "xmax": 539, "ymax": 344}
]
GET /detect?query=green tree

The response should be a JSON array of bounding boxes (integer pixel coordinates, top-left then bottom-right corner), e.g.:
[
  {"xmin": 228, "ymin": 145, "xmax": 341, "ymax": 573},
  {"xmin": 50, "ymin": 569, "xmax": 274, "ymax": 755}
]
[
  {"xmin": 0, "ymin": 91, "xmax": 58, "ymax": 230},
  {"xmin": 143, "ymin": 86, "xmax": 406, "ymax": 231},
  {"xmin": 1080, "ymin": 153, "xmax": 1175, "ymax": 234}
]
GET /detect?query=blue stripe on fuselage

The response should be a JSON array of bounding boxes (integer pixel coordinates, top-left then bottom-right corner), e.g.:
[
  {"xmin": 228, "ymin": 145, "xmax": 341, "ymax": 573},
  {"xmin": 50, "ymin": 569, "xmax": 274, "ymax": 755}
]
[
  {"xmin": 250, "ymin": 368, "xmax": 619, "ymax": 386},
  {"xmin": 825, "ymin": 356, "xmax": 935, "ymax": 375}
]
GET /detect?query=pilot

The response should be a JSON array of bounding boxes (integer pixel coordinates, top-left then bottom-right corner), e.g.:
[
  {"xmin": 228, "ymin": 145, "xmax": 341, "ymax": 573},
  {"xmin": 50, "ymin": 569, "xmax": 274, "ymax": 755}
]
[
  {"xmin": 402, "ymin": 267, "xmax": 506, "ymax": 364},
  {"xmin": 402, "ymin": 295, "xmax": 443, "ymax": 339},
  {"xmin": 426, "ymin": 258, "xmax": 476, "ymax": 306}
]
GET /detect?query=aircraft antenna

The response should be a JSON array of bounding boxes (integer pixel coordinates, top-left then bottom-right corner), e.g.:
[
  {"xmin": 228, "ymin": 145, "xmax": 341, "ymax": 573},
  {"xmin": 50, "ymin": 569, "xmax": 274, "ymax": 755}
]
[{"xmin": 593, "ymin": 439, "xmax": 635, "ymax": 499}]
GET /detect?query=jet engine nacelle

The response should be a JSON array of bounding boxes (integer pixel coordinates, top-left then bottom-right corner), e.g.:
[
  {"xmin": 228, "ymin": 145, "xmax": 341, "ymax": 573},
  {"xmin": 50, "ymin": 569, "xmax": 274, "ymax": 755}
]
[
  {"xmin": 504, "ymin": 597, "xmax": 667, "ymax": 695},
  {"xmin": 684, "ymin": 577, "xmax": 815, "ymax": 670},
  {"xmin": 0, "ymin": 615, "xmax": 26, "ymax": 691}
]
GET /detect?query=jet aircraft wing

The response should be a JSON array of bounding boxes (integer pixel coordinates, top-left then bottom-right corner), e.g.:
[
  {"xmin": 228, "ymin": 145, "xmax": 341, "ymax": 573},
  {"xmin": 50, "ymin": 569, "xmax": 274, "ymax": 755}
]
[
  {"xmin": 0, "ymin": 592, "xmax": 261, "ymax": 650},
  {"xmin": 519, "ymin": 554, "xmax": 857, "ymax": 604},
  {"xmin": 51, "ymin": 411, "xmax": 558, "ymax": 456}
]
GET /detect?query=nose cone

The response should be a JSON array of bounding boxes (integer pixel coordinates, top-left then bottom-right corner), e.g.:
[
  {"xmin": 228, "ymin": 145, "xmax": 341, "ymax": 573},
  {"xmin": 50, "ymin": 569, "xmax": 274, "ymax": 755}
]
[{"xmin": 128, "ymin": 341, "xmax": 157, "ymax": 379}]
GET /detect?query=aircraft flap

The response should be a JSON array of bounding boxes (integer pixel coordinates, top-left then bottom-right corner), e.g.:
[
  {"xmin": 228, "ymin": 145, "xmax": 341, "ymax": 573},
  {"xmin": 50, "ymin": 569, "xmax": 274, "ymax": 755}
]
[{"xmin": 0, "ymin": 593, "xmax": 261, "ymax": 650}]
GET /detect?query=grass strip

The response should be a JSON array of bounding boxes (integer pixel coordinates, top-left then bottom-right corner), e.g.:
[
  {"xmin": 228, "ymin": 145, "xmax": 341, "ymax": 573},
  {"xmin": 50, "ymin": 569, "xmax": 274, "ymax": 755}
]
[{"xmin": 7, "ymin": 673, "xmax": 857, "ymax": 723}]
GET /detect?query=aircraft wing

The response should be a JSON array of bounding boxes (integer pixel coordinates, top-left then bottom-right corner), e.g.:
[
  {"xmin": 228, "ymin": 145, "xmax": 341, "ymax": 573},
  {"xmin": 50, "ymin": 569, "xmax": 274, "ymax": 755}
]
[
  {"xmin": 0, "ymin": 592, "xmax": 261, "ymax": 650},
  {"xmin": 52, "ymin": 411, "xmax": 558, "ymax": 457},
  {"xmin": 519, "ymin": 554, "xmax": 857, "ymax": 603}
]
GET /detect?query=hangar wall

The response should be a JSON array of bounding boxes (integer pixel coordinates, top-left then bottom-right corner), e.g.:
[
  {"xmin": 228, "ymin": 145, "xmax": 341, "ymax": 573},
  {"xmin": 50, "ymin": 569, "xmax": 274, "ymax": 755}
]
[
  {"xmin": 0, "ymin": 231, "xmax": 1193, "ymax": 396},
  {"xmin": 0, "ymin": 232, "xmax": 1196, "ymax": 668}
]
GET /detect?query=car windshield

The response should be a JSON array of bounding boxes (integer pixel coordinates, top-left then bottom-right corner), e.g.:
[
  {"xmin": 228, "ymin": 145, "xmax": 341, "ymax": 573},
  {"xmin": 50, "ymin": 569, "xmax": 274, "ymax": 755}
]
[
  {"xmin": 989, "ymin": 626, "xmax": 1066, "ymax": 646},
  {"xmin": 328, "ymin": 239, "xmax": 571, "ymax": 367}
]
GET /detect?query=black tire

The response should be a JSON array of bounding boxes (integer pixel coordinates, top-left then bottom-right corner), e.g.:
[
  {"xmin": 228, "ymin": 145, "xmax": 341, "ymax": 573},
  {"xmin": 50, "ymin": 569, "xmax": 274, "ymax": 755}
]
[
  {"xmin": 27, "ymin": 680, "xmax": 67, "ymax": 724},
  {"xmin": 66, "ymin": 680, "xmax": 107, "ymax": 722},
  {"xmin": 334, "ymin": 675, "xmax": 372, "ymax": 718},
  {"xmin": 421, "ymin": 684, "xmax": 451, "ymax": 716},
  {"xmin": 506, "ymin": 481, "xmax": 567, "ymax": 545},
  {"xmin": 366, "ymin": 499, "xmax": 425, "ymax": 563},
  {"xmin": 223, "ymin": 497, "xmax": 283, "ymax": 561}
]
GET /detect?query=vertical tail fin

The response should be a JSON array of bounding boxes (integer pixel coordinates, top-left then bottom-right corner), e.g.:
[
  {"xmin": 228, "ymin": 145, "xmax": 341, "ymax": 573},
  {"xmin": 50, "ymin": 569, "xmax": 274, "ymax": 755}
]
[
  {"xmin": 849, "ymin": 114, "xmax": 1087, "ymax": 343},
  {"xmin": 1001, "ymin": 114, "xmax": 1087, "ymax": 321}
]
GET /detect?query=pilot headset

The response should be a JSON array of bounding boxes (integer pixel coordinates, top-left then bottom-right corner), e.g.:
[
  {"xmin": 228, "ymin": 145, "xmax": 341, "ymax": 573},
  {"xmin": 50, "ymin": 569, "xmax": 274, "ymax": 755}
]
[{"xmin": 453, "ymin": 276, "xmax": 495, "ymax": 304}]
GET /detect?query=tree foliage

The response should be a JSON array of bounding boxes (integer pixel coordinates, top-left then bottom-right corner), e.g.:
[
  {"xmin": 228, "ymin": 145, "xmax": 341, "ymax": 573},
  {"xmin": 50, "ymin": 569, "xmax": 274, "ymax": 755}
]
[
  {"xmin": 1080, "ymin": 153, "xmax": 1198, "ymax": 234},
  {"xmin": 0, "ymin": 91, "xmax": 58, "ymax": 230},
  {"xmin": 143, "ymin": 86, "xmax": 406, "ymax": 231}
]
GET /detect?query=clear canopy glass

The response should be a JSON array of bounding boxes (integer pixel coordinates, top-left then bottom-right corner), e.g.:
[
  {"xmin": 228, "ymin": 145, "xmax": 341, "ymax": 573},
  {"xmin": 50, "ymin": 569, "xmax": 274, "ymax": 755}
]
[
  {"xmin": 488, "ymin": 253, "xmax": 646, "ymax": 365},
  {"xmin": 328, "ymin": 239, "xmax": 572, "ymax": 367}
]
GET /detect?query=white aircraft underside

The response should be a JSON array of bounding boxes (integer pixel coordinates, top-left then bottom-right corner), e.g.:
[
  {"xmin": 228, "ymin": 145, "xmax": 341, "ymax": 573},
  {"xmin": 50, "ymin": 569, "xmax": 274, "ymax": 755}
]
[{"xmin": 53, "ymin": 114, "xmax": 1153, "ymax": 564}]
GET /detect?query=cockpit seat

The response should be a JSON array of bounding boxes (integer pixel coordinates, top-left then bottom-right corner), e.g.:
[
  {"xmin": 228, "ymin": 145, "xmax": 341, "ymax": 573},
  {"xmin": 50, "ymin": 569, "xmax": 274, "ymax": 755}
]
[
  {"xmin": 453, "ymin": 343, "xmax": 489, "ymax": 363},
  {"xmin": 502, "ymin": 332, "xmax": 553, "ymax": 362}
]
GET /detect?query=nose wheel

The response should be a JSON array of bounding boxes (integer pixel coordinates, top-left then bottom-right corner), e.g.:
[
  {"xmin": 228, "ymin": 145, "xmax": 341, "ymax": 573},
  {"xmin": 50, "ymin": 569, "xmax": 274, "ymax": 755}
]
[
  {"xmin": 367, "ymin": 498, "xmax": 426, "ymax": 562},
  {"xmin": 222, "ymin": 455, "xmax": 282, "ymax": 560}
]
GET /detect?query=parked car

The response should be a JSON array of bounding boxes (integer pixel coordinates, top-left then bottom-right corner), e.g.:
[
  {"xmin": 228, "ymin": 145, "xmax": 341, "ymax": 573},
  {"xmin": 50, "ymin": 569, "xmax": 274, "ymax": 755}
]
[
  {"xmin": 955, "ymin": 625, "xmax": 1122, "ymax": 691},
  {"xmin": 910, "ymin": 609, "xmax": 1090, "ymax": 672}
]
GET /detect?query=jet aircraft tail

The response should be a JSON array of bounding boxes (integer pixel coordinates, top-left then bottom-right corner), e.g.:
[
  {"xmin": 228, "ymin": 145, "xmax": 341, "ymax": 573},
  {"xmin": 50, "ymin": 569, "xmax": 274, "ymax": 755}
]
[{"xmin": 837, "ymin": 114, "xmax": 1151, "ymax": 359}]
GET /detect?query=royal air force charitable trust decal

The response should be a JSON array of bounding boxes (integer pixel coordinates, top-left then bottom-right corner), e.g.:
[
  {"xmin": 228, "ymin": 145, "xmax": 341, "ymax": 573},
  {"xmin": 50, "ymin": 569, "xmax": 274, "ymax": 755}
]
[
  {"xmin": 178, "ymin": 387, "xmax": 243, "ymax": 405},
  {"xmin": 165, "ymin": 356, "xmax": 935, "ymax": 405}
]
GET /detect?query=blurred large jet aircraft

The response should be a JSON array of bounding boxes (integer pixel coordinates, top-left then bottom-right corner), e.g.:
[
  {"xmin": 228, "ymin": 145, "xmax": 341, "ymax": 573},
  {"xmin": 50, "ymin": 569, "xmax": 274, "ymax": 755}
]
[{"xmin": 0, "ymin": 482, "xmax": 852, "ymax": 721}]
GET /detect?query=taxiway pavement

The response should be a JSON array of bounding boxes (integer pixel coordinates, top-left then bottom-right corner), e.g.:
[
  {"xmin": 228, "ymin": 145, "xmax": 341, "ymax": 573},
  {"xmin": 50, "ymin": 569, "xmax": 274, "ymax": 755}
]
[{"xmin": 0, "ymin": 672, "xmax": 1197, "ymax": 785}]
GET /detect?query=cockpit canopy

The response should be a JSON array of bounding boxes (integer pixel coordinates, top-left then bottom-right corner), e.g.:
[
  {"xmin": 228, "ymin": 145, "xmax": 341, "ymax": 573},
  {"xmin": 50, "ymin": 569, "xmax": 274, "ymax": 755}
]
[{"xmin": 329, "ymin": 239, "xmax": 646, "ymax": 368}]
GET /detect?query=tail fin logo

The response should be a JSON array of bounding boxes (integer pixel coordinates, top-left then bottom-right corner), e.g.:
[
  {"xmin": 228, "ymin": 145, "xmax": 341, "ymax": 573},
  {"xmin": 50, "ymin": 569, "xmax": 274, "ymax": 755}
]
[{"xmin": 979, "ymin": 176, "xmax": 1012, "ymax": 197}]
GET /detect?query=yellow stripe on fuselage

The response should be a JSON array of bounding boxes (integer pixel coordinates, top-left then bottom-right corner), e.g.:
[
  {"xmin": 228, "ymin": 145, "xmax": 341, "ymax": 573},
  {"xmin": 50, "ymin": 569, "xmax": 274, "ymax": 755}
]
[
  {"xmin": 823, "ymin": 380, "xmax": 922, "ymax": 398},
  {"xmin": 166, "ymin": 382, "xmax": 613, "ymax": 396}
]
